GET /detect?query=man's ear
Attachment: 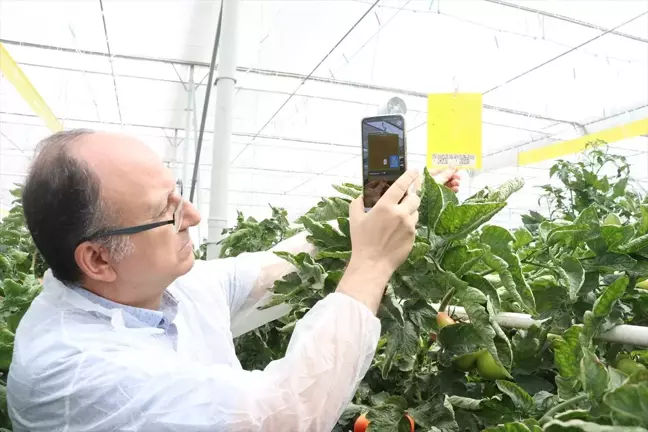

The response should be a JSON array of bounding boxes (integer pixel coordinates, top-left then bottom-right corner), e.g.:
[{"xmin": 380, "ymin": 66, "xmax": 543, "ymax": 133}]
[{"xmin": 74, "ymin": 242, "xmax": 117, "ymax": 283}]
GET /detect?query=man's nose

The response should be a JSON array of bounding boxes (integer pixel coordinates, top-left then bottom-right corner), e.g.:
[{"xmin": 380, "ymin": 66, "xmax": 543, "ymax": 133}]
[{"xmin": 182, "ymin": 200, "xmax": 201, "ymax": 229}]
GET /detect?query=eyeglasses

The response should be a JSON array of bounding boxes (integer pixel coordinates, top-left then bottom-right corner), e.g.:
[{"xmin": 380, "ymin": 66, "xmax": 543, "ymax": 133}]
[{"xmin": 79, "ymin": 180, "xmax": 184, "ymax": 245}]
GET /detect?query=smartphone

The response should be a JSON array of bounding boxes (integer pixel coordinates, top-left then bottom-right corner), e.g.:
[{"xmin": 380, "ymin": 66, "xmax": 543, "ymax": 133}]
[{"xmin": 361, "ymin": 114, "xmax": 407, "ymax": 211}]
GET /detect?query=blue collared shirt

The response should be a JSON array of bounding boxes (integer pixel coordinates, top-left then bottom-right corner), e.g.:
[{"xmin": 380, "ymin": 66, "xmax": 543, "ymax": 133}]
[{"xmin": 70, "ymin": 285, "xmax": 179, "ymax": 348}]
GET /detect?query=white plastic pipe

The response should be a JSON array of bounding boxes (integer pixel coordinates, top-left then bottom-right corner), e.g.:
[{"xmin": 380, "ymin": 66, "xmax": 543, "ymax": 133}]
[
  {"xmin": 207, "ymin": 0, "xmax": 240, "ymax": 260},
  {"xmin": 433, "ymin": 303, "xmax": 648, "ymax": 347}
]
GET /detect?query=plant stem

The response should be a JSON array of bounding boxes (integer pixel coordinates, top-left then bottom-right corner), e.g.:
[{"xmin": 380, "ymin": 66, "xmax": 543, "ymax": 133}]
[
  {"xmin": 521, "ymin": 260, "xmax": 555, "ymax": 272},
  {"xmin": 438, "ymin": 288, "xmax": 456, "ymax": 313},
  {"xmin": 539, "ymin": 394, "xmax": 588, "ymax": 425}
]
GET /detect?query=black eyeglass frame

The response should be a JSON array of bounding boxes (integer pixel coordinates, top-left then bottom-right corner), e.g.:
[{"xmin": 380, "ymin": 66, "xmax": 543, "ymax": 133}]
[{"xmin": 78, "ymin": 180, "xmax": 184, "ymax": 246}]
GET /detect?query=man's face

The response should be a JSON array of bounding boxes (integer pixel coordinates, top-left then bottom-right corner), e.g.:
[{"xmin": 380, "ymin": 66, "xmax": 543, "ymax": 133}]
[{"xmin": 74, "ymin": 132, "xmax": 201, "ymax": 302}]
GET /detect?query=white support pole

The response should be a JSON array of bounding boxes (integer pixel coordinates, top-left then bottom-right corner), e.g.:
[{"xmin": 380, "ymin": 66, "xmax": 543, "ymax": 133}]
[
  {"xmin": 182, "ymin": 65, "xmax": 195, "ymax": 188},
  {"xmin": 207, "ymin": 0, "xmax": 240, "ymax": 260}
]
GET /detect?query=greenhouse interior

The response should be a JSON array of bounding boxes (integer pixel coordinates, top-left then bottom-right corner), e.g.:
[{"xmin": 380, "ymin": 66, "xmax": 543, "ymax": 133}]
[{"xmin": 1, "ymin": 0, "xmax": 648, "ymax": 431}]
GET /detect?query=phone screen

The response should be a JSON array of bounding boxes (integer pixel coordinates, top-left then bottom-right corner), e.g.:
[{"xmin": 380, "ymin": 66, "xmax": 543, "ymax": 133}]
[{"xmin": 362, "ymin": 115, "xmax": 407, "ymax": 210}]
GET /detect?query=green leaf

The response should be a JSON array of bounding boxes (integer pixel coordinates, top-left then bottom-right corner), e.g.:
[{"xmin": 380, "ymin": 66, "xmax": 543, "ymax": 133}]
[
  {"xmin": 436, "ymin": 202, "xmax": 507, "ymax": 240},
  {"xmin": 603, "ymin": 213, "xmax": 622, "ymax": 225},
  {"xmin": 601, "ymin": 225, "xmax": 635, "ymax": 251},
  {"xmin": 580, "ymin": 348, "xmax": 609, "ymax": 400},
  {"xmin": 560, "ymin": 257, "xmax": 584, "ymax": 302},
  {"xmin": 639, "ymin": 205, "xmax": 648, "ymax": 236},
  {"xmin": 380, "ymin": 288, "xmax": 404, "ymax": 326},
  {"xmin": 300, "ymin": 217, "xmax": 349, "ymax": 250},
  {"xmin": 482, "ymin": 250, "xmax": 535, "ymax": 314},
  {"xmin": 617, "ymin": 233, "xmax": 648, "ymax": 255},
  {"xmin": 463, "ymin": 272, "xmax": 501, "ymax": 314},
  {"xmin": 315, "ymin": 250, "xmax": 351, "ymax": 261},
  {"xmin": 514, "ymin": 228, "xmax": 534, "ymax": 249},
  {"xmin": 300, "ymin": 197, "xmax": 349, "ymax": 222},
  {"xmin": 381, "ymin": 320, "xmax": 419, "ymax": 379},
  {"xmin": 547, "ymin": 224, "xmax": 590, "ymax": 246},
  {"xmin": 404, "ymin": 299, "xmax": 437, "ymax": 331},
  {"xmin": 366, "ymin": 397, "xmax": 411, "ymax": 432},
  {"xmin": 456, "ymin": 286, "xmax": 488, "ymax": 305},
  {"xmin": 332, "ymin": 183, "xmax": 361, "ymax": 199},
  {"xmin": 553, "ymin": 325, "xmax": 583, "ymax": 378},
  {"xmin": 408, "ymin": 396, "xmax": 458, "ymax": 431},
  {"xmin": 420, "ymin": 168, "xmax": 444, "ymax": 232},
  {"xmin": 488, "ymin": 178, "xmax": 525, "ymax": 202},
  {"xmin": 447, "ymin": 396, "xmax": 484, "ymax": 411},
  {"xmin": 584, "ymin": 253, "xmax": 637, "ymax": 272},
  {"xmin": 484, "ymin": 423, "xmax": 533, "ymax": 432},
  {"xmin": 603, "ymin": 381, "xmax": 648, "ymax": 427},
  {"xmin": 496, "ymin": 380, "xmax": 535, "ymax": 414},
  {"xmin": 613, "ymin": 177, "xmax": 629, "ymax": 197},
  {"xmin": 441, "ymin": 245, "xmax": 481, "ymax": 277},
  {"xmin": 592, "ymin": 275, "xmax": 628, "ymax": 319}
]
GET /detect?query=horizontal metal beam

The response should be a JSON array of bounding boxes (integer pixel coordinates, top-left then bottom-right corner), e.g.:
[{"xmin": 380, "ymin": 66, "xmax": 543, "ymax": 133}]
[
  {"xmin": 0, "ymin": 38, "xmax": 577, "ymax": 124},
  {"xmin": 483, "ymin": 0, "xmax": 648, "ymax": 44}
]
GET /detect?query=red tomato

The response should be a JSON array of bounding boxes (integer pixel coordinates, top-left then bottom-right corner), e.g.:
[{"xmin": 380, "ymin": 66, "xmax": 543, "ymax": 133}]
[
  {"xmin": 406, "ymin": 414, "xmax": 415, "ymax": 431},
  {"xmin": 354, "ymin": 414, "xmax": 369, "ymax": 432},
  {"xmin": 436, "ymin": 312, "xmax": 456, "ymax": 329}
]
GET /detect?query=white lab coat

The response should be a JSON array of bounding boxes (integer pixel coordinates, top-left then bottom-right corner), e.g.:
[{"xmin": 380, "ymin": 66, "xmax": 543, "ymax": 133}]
[{"xmin": 7, "ymin": 240, "xmax": 380, "ymax": 431}]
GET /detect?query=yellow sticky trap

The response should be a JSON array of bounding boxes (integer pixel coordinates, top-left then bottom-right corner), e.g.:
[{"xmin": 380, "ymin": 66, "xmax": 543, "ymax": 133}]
[
  {"xmin": 427, "ymin": 93, "xmax": 482, "ymax": 169},
  {"xmin": 0, "ymin": 43, "xmax": 62, "ymax": 132}
]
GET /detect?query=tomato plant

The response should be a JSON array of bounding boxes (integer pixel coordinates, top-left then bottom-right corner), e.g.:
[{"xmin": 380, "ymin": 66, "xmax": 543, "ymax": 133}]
[{"xmin": 224, "ymin": 144, "xmax": 648, "ymax": 431}]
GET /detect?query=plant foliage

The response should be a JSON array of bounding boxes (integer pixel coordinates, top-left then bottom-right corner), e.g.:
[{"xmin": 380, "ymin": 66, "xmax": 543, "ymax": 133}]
[{"xmin": 222, "ymin": 145, "xmax": 648, "ymax": 432}]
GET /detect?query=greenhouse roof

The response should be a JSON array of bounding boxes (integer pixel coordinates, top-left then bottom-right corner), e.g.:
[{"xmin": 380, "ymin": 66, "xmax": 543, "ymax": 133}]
[{"xmin": 1, "ymin": 0, "xmax": 647, "ymax": 237}]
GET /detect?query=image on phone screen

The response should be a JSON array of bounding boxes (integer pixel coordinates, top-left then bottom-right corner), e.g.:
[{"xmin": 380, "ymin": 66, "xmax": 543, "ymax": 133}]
[{"xmin": 362, "ymin": 115, "xmax": 406, "ymax": 210}]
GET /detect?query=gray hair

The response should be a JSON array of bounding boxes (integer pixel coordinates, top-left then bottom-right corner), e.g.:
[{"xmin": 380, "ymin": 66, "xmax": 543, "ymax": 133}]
[{"xmin": 23, "ymin": 129, "xmax": 133, "ymax": 283}]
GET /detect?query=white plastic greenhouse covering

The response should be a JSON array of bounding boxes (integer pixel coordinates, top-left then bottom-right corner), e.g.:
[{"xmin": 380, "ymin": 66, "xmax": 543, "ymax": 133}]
[{"xmin": 1, "ymin": 0, "xmax": 647, "ymax": 246}]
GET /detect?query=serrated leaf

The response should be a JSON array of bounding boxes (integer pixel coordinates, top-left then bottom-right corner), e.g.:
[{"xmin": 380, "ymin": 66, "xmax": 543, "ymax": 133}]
[
  {"xmin": 441, "ymin": 245, "xmax": 481, "ymax": 277},
  {"xmin": 404, "ymin": 299, "xmax": 437, "ymax": 331},
  {"xmin": 332, "ymin": 183, "xmax": 361, "ymax": 199},
  {"xmin": 601, "ymin": 225, "xmax": 635, "ymax": 251},
  {"xmin": 603, "ymin": 381, "xmax": 648, "ymax": 427},
  {"xmin": 408, "ymin": 396, "xmax": 458, "ymax": 431},
  {"xmin": 300, "ymin": 197, "xmax": 349, "ymax": 222},
  {"xmin": 560, "ymin": 256, "xmax": 584, "ymax": 302},
  {"xmin": 592, "ymin": 275, "xmax": 628, "ymax": 319},
  {"xmin": 315, "ymin": 250, "xmax": 351, "ymax": 261},
  {"xmin": 463, "ymin": 272, "xmax": 501, "ymax": 314},
  {"xmin": 488, "ymin": 178, "xmax": 525, "ymax": 202},
  {"xmin": 420, "ymin": 168, "xmax": 444, "ymax": 233},
  {"xmin": 300, "ymin": 217, "xmax": 349, "ymax": 250},
  {"xmin": 447, "ymin": 396, "xmax": 485, "ymax": 411},
  {"xmin": 580, "ymin": 348, "xmax": 609, "ymax": 400},
  {"xmin": 456, "ymin": 286, "xmax": 488, "ymax": 305},
  {"xmin": 553, "ymin": 325, "xmax": 583, "ymax": 378},
  {"xmin": 381, "ymin": 320, "xmax": 419, "ymax": 379},
  {"xmin": 436, "ymin": 202, "xmax": 507, "ymax": 240},
  {"xmin": 514, "ymin": 228, "xmax": 534, "ymax": 249},
  {"xmin": 614, "ymin": 177, "xmax": 629, "ymax": 197},
  {"xmin": 380, "ymin": 288, "xmax": 404, "ymax": 326},
  {"xmin": 617, "ymin": 233, "xmax": 648, "ymax": 255},
  {"xmin": 496, "ymin": 380, "xmax": 535, "ymax": 414}
]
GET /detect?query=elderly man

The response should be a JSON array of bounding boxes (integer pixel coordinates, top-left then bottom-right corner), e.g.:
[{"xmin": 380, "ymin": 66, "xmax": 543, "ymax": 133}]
[{"xmin": 7, "ymin": 129, "xmax": 459, "ymax": 432}]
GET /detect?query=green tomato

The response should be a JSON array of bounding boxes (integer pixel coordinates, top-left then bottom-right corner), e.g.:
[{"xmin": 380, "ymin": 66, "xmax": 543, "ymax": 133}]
[
  {"xmin": 636, "ymin": 280, "xmax": 648, "ymax": 290},
  {"xmin": 453, "ymin": 350, "xmax": 485, "ymax": 371},
  {"xmin": 616, "ymin": 358, "xmax": 647, "ymax": 375},
  {"xmin": 476, "ymin": 351, "xmax": 513, "ymax": 381}
]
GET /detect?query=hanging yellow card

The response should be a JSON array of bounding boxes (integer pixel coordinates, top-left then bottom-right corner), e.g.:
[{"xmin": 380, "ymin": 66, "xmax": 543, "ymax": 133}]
[{"xmin": 427, "ymin": 93, "xmax": 482, "ymax": 169}]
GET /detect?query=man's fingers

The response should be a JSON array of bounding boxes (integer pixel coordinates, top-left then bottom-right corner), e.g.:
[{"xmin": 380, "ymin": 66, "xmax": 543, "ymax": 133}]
[
  {"xmin": 433, "ymin": 167, "xmax": 459, "ymax": 186},
  {"xmin": 380, "ymin": 170, "xmax": 420, "ymax": 204},
  {"xmin": 400, "ymin": 192, "xmax": 421, "ymax": 214}
]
